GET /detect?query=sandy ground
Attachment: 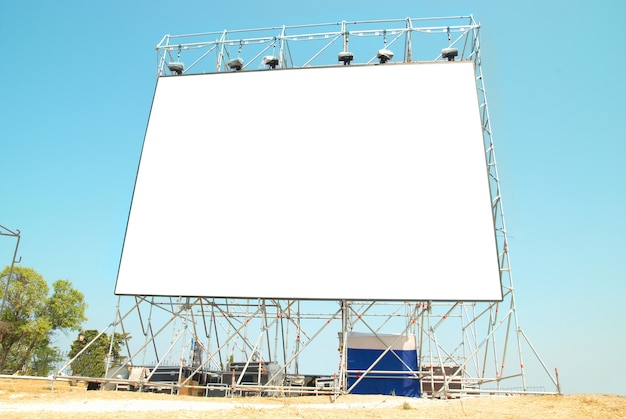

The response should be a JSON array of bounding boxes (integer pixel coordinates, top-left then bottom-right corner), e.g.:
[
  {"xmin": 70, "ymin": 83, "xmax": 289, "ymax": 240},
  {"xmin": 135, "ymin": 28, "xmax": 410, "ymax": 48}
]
[{"xmin": 0, "ymin": 378, "xmax": 625, "ymax": 418}]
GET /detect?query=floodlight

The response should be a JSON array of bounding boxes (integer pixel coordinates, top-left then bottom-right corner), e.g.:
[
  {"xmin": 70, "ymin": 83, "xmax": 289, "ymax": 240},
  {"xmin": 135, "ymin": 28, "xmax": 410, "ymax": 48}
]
[
  {"xmin": 167, "ymin": 62, "xmax": 184, "ymax": 75},
  {"xmin": 338, "ymin": 51, "xmax": 354, "ymax": 65},
  {"xmin": 228, "ymin": 57, "xmax": 244, "ymax": 71},
  {"xmin": 442, "ymin": 47, "xmax": 459, "ymax": 61},
  {"xmin": 376, "ymin": 49, "xmax": 393, "ymax": 64},
  {"xmin": 262, "ymin": 55, "xmax": 279, "ymax": 69}
]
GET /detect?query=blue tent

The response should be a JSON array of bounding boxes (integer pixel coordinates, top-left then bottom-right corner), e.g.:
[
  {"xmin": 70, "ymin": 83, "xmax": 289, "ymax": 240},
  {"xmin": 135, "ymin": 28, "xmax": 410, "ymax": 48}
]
[{"xmin": 345, "ymin": 332, "xmax": 420, "ymax": 397}]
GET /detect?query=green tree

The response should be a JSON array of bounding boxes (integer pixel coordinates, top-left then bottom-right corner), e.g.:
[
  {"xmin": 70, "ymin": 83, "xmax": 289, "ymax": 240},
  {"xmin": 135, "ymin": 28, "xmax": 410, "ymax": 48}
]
[
  {"xmin": 68, "ymin": 330, "xmax": 128, "ymax": 377},
  {"xmin": 28, "ymin": 338, "xmax": 64, "ymax": 376},
  {"xmin": 0, "ymin": 266, "xmax": 87, "ymax": 374}
]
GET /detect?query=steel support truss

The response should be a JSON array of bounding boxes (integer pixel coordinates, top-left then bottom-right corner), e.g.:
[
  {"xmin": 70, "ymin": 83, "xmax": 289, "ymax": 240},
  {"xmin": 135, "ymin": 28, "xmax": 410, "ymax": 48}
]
[
  {"xmin": 55, "ymin": 15, "xmax": 560, "ymax": 397},
  {"xmin": 0, "ymin": 224, "xmax": 21, "ymax": 317},
  {"xmin": 155, "ymin": 15, "xmax": 482, "ymax": 75}
]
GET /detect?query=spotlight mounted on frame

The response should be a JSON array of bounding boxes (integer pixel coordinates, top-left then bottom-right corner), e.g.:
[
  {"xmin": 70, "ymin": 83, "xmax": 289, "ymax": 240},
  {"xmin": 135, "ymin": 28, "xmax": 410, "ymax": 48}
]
[
  {"xmin": 338, "ymin": 51, "xmax": 354, "ymax": 65},
  {"xmin": 262, "ymin": 55, "xmax": 279, "ymax": 69},
  {"xmin": 376, "ymin": 49, "xmax": 393, "ymax": 64},
  {"xmin": 167, "ymin": 62, "xmax": 184, "ymax": 75},
  {"xmin": 441, "ymin": 47, "xmax": 459, "ymax": 61},
  {"xmin": 228, "ymin": 57, "xmax": 244, "ymax": 71}
]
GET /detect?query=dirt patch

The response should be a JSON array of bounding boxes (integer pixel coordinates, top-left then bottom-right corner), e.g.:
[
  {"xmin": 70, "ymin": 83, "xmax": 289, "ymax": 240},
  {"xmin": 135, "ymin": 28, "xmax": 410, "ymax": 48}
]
[{"xmin": 0, "ymin": 378, "xmax": 625, "ymax": 418}]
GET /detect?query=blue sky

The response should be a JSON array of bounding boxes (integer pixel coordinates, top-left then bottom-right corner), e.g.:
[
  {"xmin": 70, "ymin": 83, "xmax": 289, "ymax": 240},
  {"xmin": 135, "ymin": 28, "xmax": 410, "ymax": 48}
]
[{"xmin": 1, "ymin": 1, "xmax": 624, "ymax": 395}]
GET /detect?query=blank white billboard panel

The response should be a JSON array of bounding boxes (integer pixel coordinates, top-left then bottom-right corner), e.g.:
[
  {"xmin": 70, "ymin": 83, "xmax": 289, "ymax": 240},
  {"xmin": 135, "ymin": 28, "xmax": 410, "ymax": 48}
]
[{"xmin": 116, "ymin": 62, "xmax": 502, "ymax": 301}]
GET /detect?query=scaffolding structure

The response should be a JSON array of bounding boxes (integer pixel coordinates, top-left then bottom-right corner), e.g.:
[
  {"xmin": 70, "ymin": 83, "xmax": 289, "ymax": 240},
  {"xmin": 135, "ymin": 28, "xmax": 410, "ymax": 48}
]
[
  {"xmin": 0, "ymin": 225, "xmax": 21, "ymax": 317},
  {"xmin": 57, "ymin": 15, "xmax": 560, "ymax": 397}
]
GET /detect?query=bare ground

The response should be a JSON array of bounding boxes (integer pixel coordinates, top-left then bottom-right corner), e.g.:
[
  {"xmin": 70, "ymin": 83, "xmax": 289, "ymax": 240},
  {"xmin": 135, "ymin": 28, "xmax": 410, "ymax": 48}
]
[{"xmin": 0, "ymin": 378, "xmax": 625, "ymax": 418}]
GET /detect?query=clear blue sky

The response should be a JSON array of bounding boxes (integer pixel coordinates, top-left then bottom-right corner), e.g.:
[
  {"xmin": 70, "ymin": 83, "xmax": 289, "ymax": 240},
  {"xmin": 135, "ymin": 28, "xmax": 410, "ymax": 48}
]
[{"xmin": 1, "ymin": 1, "xmax": 624, "ymax": 395}]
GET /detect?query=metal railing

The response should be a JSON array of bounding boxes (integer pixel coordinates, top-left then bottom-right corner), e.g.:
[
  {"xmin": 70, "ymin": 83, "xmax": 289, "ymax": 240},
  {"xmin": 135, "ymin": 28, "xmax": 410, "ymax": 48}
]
[{"xmin": 155, "ymin": 16, "xmax": 480, "ymax": 76}]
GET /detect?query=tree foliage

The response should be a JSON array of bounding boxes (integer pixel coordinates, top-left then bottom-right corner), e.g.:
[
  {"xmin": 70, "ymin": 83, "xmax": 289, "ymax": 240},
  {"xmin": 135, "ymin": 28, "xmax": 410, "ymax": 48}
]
[
  {"xmin": 68, "ymin": 329, "xmax": 128, "ymax": 377},
  {"xmin": 28, "ymin": 338, "xmax": 65, "ymax": 376},
  {"xmin": 0, "ymin": 266, "xmax": 87, "ymax": 374}
]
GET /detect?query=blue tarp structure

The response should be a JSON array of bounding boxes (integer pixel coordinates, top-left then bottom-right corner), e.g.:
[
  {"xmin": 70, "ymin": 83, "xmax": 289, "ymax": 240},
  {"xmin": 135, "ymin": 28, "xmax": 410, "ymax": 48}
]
[{"xmin": 345, "ymin": 332, "xmax": 420, "ymax": 397}]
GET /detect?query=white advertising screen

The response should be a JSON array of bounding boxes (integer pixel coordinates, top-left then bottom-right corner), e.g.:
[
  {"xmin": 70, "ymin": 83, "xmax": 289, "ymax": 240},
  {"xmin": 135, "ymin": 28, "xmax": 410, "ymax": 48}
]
[{"xmin": 115, "ymin": 62, "xmax": 502, "ymax": 301}]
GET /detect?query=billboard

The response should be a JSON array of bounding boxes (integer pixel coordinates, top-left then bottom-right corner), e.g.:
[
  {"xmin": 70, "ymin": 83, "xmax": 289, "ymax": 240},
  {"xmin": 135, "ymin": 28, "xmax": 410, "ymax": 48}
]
[{"xmin": 116, "ymin": 61, "xmax": 502, "ymax": 301}]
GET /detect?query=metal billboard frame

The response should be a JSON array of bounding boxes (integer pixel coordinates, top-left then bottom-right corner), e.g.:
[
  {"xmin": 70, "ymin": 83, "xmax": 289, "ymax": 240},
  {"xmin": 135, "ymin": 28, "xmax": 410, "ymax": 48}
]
[{"xmin": 56, "ymin": 15, "xmax": 560, "ymax": 398}]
